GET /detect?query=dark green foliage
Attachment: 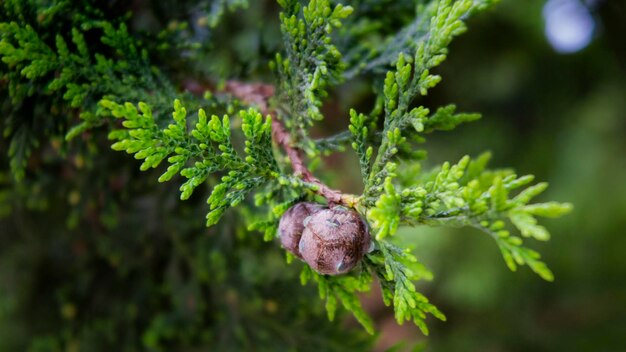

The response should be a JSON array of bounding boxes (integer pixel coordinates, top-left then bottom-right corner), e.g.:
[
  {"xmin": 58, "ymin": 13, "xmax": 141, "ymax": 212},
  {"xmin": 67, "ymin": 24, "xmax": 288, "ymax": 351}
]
[
  {"xmin": 104, "ymin": 99, "xmax": 278, "ymax": 226},
  {"xmin": 366, "ymin": 241, "xmax": 444, "ymax": 334},
  {"xmin": 368, "ymin": 154, "xmax": 571, "ymax": 281},
  {"xmin": 273, "ymin": 0, "xmax": 353, "ymax": 154},
  {"xmin": 0, "ymin": 0, "xmax": 574, "ymax": 350},
  {"xmin": 0, "ymin": 0, "xmax": 218, "ymax": 179}
]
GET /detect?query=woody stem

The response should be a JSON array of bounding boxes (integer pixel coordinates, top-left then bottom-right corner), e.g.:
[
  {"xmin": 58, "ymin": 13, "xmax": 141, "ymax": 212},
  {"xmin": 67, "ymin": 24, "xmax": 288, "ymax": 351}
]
[{"xmin": 221, "ymin": 80, "xmax": 358, "ymax": 207}]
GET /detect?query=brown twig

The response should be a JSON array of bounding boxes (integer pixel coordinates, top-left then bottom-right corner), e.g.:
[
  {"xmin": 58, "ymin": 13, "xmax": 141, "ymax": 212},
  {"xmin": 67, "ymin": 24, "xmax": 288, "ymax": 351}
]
[{"xmin": 222, "ymin": 81, "xmax": 358, "ymax": 207}]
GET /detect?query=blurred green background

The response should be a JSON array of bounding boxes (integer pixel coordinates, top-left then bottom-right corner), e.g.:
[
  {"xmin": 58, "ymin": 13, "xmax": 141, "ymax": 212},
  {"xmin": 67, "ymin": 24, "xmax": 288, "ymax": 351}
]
[{"xmin": 1, "ymin": 0, "xmax": 625, "ymax": 351}]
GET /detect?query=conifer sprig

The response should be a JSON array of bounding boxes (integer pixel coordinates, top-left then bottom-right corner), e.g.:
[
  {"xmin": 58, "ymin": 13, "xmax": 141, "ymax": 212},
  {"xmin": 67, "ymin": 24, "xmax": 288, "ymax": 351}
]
[
  {"xmin": 366, "ymin": 241, "xmax": 444, "ymax": 335},
  {"xmin": 103, "ymin": 99, "xmax": 278, "ymax": 226},
  {"xmin": 0, "ymin": 2, "xmax": 189, "ymax": 180},
  {"xmin": 0, "ymin": 0, "xmax": 572, "ymax": 340},
  {"xmin": 300, "ymin": 265, "xmax": 375, "ymax": 334},
  {"xmin": 362, "ymin": 0, "xmax": 488, "ymax": 199},
  {"xmin": 343, "ymin": 0, "xmax": 499, "ymax": 78},
  {"xmin": 368, "ymin": 154, "xmax": 572, "ymax": 281},
  {"xmin": 273, "ymin": 0, "xmax": 353, "ymax": 153}
]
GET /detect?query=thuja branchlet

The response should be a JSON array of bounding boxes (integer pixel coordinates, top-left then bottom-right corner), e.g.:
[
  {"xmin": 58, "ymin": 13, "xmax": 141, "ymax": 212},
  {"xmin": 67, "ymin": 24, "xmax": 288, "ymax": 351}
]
[{"xmin": 0, "ymin": 0, "xmax": 572, "ymax": 336}]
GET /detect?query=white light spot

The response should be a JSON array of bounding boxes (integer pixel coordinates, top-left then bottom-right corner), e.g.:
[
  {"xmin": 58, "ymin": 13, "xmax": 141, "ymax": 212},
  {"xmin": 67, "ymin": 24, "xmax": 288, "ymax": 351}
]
[{"xmin": 543, "ymin": 0, "xmax": 596, "ymax": 53}]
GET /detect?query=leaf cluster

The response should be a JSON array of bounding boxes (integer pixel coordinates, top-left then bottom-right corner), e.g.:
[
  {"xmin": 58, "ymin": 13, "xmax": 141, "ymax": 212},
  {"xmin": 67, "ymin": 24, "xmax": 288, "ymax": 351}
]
[
  {"xmin": 96, "ymin": 0, "xmax": 571, "ymax": 336},
  {"xmin": 104, "ymin": 99, "xmax": 278, "ymax": 226},
  {"xmin": 369, "ymin": 154, "xmax": 572, "ymax": 281},
  {"xmin": 273, "ymin": 0, "xmax": 353, "ymax": 153},
  {"xmin": 0, "ymin": 0, "xmax": 235, "ymax": 182},
  {"xmin": 0, "ymin": 1, "xmax": 184, "ymax": 180},
  {"xmin": 0, "ymin": 0, "xmax": 572, "ymax": 341},
  {"xmin": 333, "ymin": 0, "xmax": 570, "ymax": 332}
]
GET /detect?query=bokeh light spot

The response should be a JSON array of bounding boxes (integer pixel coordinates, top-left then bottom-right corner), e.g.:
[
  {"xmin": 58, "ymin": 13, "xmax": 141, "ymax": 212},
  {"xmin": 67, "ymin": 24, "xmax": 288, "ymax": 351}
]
[{"xmin": 543, "ymin": 0, "xmax": 596, "ymax": 53}]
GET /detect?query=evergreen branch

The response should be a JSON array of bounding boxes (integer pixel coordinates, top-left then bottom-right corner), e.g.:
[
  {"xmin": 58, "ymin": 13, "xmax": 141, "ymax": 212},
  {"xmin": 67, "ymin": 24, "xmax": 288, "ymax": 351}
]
[
  {"xmin": 366, "ymin": 241, "xmax": 444, "ymax": 335},
  {"xmin": 315, "ymin": 130, "xmax": 352, "ymax": 153},
  {"xmin": 359, "ymin": 0, "xmax": 493, "ymax": 202},
  {"xmin": 343, "ymin": 0, "xmax": 499, "ymax": 79},
  {"xmin": 0, "ymin": 4, "xmax": 210, "ymax": 180},
  {"xmin": 222, "ymin": 80, "xmax": 359, "ymax": 207},
  {"xmin": 342, "ymin": 1, "xmax": 436, "ymax": 79},
  {"xmin": 271, "ymin": 116, "xmax": 358, "ymax": 207},
  {"xmin": 300, "ymin": 266, "xmax": 375, "ymax": 334},
  {"xmin": 273, "ymin": 0, "xmax": 353, "ymax": 154},
  {"xmin": 319, "ymin": 96, "xmax": 383, "ymax": 155},
  {"xmin": 472, "ymin": 223, "xmax": 555, "ymax": 281},
  {"xmin": 349, "ymin": 109, "xmax": 374, "ymax": 181},
  {"xmin": 102, "ymin": 99, "xmax": 277, "ymax": 226},
  {"xmin": 367, "ymin": 154, "xmax": 573, "ymax": 280},
  {"xmin": 0, "ymin": 0, "xmax": 573, "ymax": 342},
  {"xmin": 0, "ymin": 18, "xmax": 175, "ymax": 123}
]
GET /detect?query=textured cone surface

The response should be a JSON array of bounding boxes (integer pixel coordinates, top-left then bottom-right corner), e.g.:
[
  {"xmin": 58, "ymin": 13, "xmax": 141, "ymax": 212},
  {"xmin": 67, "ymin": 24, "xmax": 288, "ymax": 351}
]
[
  {"xmin": 299, "ymin": 208, "xmax": 371, "ymax": 275},
  {"xmin": 278, "ymin": 202, "xmax": 324, "ymax": 258}
]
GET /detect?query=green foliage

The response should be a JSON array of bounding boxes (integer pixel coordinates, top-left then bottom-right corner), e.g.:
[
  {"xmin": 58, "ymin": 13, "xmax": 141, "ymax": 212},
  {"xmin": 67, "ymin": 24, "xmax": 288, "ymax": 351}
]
[
  {"xmin": 0, "ymin": 0, "xmax": 187, "ymax": 180},
  {"xmin": 362, "ymin": 0, "xmax": 493, "ymax": 200},
  {"xmin": 0, "ymin": 0, "xmax": 572, "ymax": 348},
  {"xmin": 342, "ymin": 0, "xmax": 499, "ymax": 78},
  {"xmin": 301, "ymin": 265, "xmax": 375, "ymax": 334},
  {"xmin": 366, "ymin": 241, "xmax": 444, "ymax": 335},
  {"xmin": 342, "ymin": 0, "xmax": 440, "ymax": 79},
  {"xmin": 273, "ymin": 0, "xmax": 353, "ymax": 153},
  {"xmin": 367, "ymin": 154, "xmax": 572, "ymax": 281},
  {"xmin": 104, "ymin": 99, "xmax": 278, "ymax": 226},
  {"xmin": 348, "ymin": 109, "xmax": 374, "ymax": 180},
  {"xmin": 342, "ymin": 0, "xmax": 568, "ymax": 330},
  {"xmin": 294, "ymin": 1, "xmax": 552, "ymax": 333}
]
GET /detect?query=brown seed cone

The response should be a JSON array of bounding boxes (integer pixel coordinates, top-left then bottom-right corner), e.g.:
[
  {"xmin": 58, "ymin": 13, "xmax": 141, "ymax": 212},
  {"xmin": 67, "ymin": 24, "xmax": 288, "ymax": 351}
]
[
  {"xmin": 299, "ymin": 207, "xmax": 371, "ymax": 275},
  {"xmin": 278, "ymin": 202, "xmax": 325, "ymax": 258}
]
